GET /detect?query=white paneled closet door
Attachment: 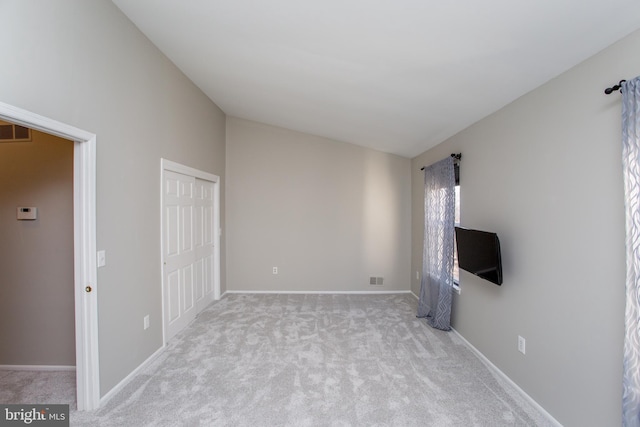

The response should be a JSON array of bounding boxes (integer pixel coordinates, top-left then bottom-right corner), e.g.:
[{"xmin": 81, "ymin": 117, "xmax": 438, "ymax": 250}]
[
  {"xmin": 194, "ymin": 178, "xmax": 215, "ymax": 313},
  {"xmin": 163, "ymin": 170, "xmax": 197, "ymax": 341}
]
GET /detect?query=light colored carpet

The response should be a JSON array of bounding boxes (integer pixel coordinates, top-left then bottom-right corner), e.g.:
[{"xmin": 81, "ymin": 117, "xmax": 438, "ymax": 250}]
[
  {"xmin": 6, "ymin": 294, "xmax": 554, "ymax": 426},
  {"xmin": 0, "ymin": 369, "xmax": 76, "ymax": 407}
]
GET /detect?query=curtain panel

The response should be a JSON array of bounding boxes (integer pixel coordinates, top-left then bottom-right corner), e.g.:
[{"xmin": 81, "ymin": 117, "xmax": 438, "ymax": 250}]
[
  {"xmin": 417, "ymin": 156, "xmax": 455, "ymax": 331},
  {"xmin": 622, "ymin": 76, "xmax": 640, "ymax": 427}
]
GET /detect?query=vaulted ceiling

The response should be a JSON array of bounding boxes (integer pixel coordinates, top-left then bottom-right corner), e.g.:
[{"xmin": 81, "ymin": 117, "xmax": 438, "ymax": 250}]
[{"xmin": 112, "ymin": 0, "xmax": 640, "ymax": 158}]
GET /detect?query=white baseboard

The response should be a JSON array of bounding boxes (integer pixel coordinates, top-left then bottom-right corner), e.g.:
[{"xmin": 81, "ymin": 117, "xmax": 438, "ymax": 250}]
[
  {"xmin": 409, "ymin": 291, "xmax": 559, "ymax": 425},
  {"xmin": 451, "ymin": 328, "xmax": 562, "ymax": 427},
  {"xmin": 99, "ymin": 345, "xmax": 165, "ymax": 407},
  {"xmin": 0, "ymin": 365, "xmax": 75, "ymax": 372},
  {"xmin": 224, "ymin": 290, "xmax": 413, "ymax": 295}
]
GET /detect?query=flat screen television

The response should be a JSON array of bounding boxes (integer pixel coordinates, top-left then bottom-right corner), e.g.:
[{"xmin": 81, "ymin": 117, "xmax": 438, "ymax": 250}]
[{"xmin": 455, "ymin": 227, "xmax": 503, "ymax": 285}]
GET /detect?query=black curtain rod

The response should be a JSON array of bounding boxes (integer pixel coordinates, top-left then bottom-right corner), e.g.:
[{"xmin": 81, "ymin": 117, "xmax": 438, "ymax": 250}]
[
  {"xmin": 605, "ymin": 79, "xmax": 626, "ymax": 95},
  {"xmin": 421, "ymin": 153, "xmax": 461, "ymax": 170}
]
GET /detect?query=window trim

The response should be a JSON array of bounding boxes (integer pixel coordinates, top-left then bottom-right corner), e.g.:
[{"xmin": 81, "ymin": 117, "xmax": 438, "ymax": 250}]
[{"xmin": 453, "ymin": 182, "xmax": 461, "ymax": 294}]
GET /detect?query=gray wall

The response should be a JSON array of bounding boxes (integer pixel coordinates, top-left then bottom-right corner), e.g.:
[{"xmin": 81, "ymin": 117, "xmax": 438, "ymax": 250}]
[
  {"xmin": 0, "ymin": 128, "xmax": 74, "ymax": 366},
  {"xmin": 411, "ymin": 29, "xmax": 640, "ymax": 426},
  {"xmin": 226, "ymin": 117, "xmax": 411, "ymax": 292},
  {"xmin": 1, "ymin": 1, "xmax": 632, "ymax": 422},
  {"xmin": 0, "ymin": 0, "xmax": 226, "ymax": 395}
]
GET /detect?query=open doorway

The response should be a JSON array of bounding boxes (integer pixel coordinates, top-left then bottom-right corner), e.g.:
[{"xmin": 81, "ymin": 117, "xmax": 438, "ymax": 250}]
[
  {"xmin": 0, "ymin": 122, "xmax": 75, "ymax": 404},
  {"xmin": 0, "ymin": 102, "xmax": 99, "ymax": 410}
]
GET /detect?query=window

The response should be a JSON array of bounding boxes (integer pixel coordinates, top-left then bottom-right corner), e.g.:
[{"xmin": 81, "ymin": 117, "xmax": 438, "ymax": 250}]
[{"xmin": 453, "ymin": 165, "xmax": 460, "ymax": 287}]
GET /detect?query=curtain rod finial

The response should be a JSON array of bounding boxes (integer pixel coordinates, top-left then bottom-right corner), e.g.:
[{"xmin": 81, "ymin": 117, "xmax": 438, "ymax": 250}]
[{"xmin": 605, "ymin": 79, "xmax": 626, "ymax": 95}]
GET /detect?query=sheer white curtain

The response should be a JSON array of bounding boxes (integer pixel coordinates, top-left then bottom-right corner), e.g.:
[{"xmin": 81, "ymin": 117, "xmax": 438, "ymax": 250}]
[
  {"xmin": 622, "ymin": 76, "xmax": 640, "ymax": 427},
  {"xmin": 417, "ymin": 156, "xmax": 455, "ymax": 331}
]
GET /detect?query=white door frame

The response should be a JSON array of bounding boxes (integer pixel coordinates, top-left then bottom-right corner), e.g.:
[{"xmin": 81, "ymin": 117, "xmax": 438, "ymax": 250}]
[
  {"xmin": 161, "ymin": 159, "xmax": 221, "ymax": 345},
  {"xmin": 0, "ymin": 101, "xmax": 99, "ymax": 410}
]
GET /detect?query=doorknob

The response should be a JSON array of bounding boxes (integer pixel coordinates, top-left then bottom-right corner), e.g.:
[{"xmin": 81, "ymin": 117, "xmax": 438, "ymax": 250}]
[{"xmin": 85, "ymin": 285, "xmax": 92, "ymax": 293}]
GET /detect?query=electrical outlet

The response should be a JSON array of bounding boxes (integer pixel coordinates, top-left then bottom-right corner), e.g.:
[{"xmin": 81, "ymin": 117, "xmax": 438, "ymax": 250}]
[
  {"xmin": 273, "ymin": 267, "xmax": 278, "ymax": 274},
  {"xmin": 416, "ymin": 271, "xmax": 420, "ymax": 280},
  {"xmin": 518, "ymin": 336, "xmax": 526, "ymax": 354},
  {"xmin": 144, "ymin": 315, "xmax": 150, "ymax": 330}
]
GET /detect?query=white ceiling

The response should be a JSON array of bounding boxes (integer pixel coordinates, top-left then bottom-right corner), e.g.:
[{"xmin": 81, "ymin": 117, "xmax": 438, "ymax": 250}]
[{"xmin": 112, "ymin": 0, "xmax": 640, "ymax": 158}]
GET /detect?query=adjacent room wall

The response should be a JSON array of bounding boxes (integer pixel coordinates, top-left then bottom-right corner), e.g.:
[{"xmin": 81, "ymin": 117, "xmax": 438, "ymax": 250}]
[
  {"xmin": 0, "ymin": 0, "xmax": 226, "ymax": 395},
  {"xmin": 411, "ymin": 29, "xmax": 640, "ymax": 426},
  {"xmin": 0, "ymin": 127, "xmax": 74, "ymax": 366},
  {"xmin": 226, "ymin": 117, "xmax": 411, "ymax": 292}
]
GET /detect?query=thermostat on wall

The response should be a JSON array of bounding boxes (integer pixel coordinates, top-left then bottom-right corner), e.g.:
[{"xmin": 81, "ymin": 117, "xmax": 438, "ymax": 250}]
[{"xmin": 16, "ymin": 207, "xmax": 37, "ymax": 220}]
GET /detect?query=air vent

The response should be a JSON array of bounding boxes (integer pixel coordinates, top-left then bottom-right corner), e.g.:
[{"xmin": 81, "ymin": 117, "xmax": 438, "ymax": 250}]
[
  {"xmin": 0, "ymin": 123, "xmax": 31, "ymax": 142},
  {"xmin": 369, "ymin": 276, "xmax": 384, "ymax": 286},
  {"xmin": 0, "ymin": 125, "xmax": 12, "ymax": 139}
]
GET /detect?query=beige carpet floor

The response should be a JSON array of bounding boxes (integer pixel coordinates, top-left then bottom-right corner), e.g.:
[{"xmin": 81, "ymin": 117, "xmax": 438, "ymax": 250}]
[{"xmin": 2, "ymin": 293, "xmax": 553, "ymax": 426}]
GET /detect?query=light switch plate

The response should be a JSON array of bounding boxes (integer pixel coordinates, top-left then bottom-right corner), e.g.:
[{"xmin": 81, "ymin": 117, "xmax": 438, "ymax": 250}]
[{"xmin": 97, "ymin": 250, "xmax": 106, "ymax": 267}]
